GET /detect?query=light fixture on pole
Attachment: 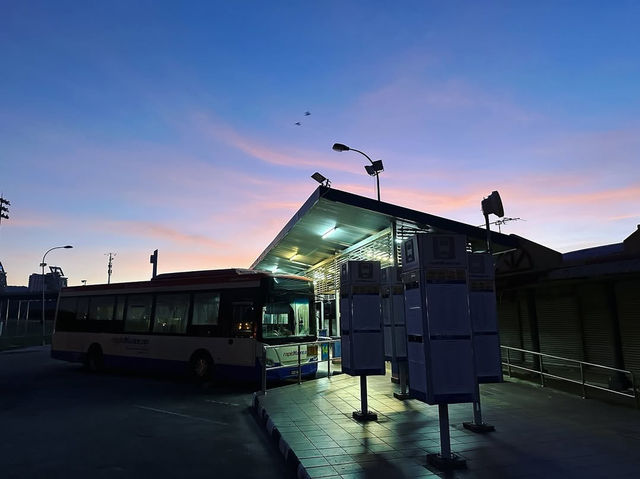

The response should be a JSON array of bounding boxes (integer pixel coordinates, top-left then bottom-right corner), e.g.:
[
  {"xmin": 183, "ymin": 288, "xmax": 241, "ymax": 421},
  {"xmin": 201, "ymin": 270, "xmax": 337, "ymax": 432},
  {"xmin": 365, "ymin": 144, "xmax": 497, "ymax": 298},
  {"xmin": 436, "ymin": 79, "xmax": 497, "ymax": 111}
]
[
  {"xmin": 461, "ymin": 191, "xmax": 504, "ymax": 434},
  {"xmin": 481, "ymin": 191, "xmax": 504, "ymax": 254},
  {"xmin": 332, "ymin": 143, "xmax": 383, "ymax": 201},
  {"xmin": 311, "ymin": 172, "xmax": 331, "ymax": 188},
  {"xmin": 41, "ymin": 245, "xmax": 73, "ymax": 345}
]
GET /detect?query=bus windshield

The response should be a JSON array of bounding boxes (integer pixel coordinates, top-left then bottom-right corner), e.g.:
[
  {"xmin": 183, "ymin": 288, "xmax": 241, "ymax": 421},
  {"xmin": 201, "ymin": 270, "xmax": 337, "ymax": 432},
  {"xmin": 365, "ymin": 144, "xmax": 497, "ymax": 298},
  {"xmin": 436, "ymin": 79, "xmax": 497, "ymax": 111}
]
[{"xmin": 262, "ymin": 277, "xmax": 316, "ymax": 341}]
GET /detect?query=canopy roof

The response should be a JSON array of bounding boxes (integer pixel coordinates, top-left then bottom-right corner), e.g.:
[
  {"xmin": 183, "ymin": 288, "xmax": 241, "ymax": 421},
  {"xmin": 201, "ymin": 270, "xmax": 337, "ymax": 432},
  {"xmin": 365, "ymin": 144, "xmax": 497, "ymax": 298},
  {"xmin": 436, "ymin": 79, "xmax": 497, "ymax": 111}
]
[{"xmin": 251, "ymin": 186, "xmax": 519, "ymax": 275}]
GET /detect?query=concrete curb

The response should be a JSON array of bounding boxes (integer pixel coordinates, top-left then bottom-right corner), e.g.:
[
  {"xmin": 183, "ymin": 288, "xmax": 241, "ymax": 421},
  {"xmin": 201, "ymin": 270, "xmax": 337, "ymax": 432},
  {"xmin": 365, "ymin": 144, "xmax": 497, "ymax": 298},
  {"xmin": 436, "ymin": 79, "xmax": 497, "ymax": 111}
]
[{"xmin": 252, "ymin": 392, "xmax": 311, "ymax": 479}]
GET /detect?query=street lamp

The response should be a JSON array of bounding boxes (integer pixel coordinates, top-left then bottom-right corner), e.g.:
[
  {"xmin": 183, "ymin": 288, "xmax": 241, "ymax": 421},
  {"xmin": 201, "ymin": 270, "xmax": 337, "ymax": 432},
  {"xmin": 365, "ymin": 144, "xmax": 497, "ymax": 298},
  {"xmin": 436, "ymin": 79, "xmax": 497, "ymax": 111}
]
[
  {"xmin": 41, "ymin": 245, "xmax": 73, "ymax": 345},
  {"xmin": 332, "ymin": 143, "xmax": 384, "ymax": 201}
]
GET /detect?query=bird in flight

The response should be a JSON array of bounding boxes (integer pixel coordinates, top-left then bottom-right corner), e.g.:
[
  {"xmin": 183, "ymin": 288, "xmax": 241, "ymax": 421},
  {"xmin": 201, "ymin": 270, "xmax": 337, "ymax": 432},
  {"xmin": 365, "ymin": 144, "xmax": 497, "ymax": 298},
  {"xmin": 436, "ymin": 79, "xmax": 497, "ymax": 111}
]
[{"xmin": 294, "ymin": 111, "xmax": 310, "ymax": 126}]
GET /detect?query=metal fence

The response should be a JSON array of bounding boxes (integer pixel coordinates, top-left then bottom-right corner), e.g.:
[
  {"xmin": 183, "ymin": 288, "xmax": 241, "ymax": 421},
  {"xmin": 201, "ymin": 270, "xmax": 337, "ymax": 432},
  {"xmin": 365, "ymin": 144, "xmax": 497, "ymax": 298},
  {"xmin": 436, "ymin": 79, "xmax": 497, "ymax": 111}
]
[
  {"xmin": 0, "ymin": 298, "xmax": 56, "ymax": 348},
  {"xmin": 260, "ymin": 337, "xmax": 341, "ymax": 394},
  {"xmin": 501, "ymin": 345, "xmax": 638, "ymax": 407}
]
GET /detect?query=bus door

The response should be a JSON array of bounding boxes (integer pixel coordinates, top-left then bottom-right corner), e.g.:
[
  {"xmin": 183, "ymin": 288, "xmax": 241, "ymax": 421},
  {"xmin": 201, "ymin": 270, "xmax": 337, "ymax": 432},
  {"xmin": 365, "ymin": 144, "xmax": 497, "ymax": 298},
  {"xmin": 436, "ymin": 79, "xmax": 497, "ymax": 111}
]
[{"xmin": 227, "ymin": 301, "xmax": 256, "ymax": 367}]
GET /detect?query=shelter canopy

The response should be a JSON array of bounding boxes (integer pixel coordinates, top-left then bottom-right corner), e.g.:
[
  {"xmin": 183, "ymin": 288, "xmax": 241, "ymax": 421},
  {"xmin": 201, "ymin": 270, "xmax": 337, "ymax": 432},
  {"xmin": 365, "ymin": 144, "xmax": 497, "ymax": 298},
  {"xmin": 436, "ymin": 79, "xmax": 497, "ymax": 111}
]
[{"xmin": 251, "ymin": 186, "xmax": 518, "ymax": 275}]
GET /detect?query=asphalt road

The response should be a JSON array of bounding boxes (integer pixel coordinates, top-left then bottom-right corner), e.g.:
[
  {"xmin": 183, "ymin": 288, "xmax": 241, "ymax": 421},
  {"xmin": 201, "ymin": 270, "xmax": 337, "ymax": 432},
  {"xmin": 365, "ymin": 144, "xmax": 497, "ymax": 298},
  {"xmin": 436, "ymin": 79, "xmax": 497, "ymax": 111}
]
[{"xmin": 0, "ymin": 347, "xmax": 292, "ymax": 479}]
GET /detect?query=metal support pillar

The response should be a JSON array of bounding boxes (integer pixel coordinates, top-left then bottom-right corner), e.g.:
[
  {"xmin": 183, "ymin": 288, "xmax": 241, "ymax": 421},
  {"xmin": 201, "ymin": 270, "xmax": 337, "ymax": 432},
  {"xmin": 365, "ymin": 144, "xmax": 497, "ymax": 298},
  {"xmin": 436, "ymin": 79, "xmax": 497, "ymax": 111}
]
[
  {"xmin": 394, "ymin": 361, "xmax": 410, "ymax": 400},
  {"xmin": 427, "ymin": 404, "xmax": 466, "ymax": 470},
  {"xmin": 463, "ymin": 383, "xmax": 495, "ymax": 433},
  {"xmin": 353, "ymin": 375, "xmax": 377, "ymax": 422}
]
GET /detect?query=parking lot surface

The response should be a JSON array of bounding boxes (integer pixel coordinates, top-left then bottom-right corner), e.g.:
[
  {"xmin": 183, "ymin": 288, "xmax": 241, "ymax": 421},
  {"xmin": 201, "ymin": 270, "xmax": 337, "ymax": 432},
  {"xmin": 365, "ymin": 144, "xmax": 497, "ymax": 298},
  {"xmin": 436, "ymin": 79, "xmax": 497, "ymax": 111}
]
[{"xmin": 0, "ymin": 346, "xmax": 291, "ymax": 479}]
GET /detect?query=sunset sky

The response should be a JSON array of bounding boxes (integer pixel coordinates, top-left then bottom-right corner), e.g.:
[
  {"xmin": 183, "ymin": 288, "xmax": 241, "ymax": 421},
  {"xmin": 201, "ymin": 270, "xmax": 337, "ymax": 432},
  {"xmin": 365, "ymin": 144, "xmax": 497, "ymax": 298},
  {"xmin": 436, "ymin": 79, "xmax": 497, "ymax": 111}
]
[{"xmin": 2, "ymin": 1, "xmax": 639, "ymax": 286}]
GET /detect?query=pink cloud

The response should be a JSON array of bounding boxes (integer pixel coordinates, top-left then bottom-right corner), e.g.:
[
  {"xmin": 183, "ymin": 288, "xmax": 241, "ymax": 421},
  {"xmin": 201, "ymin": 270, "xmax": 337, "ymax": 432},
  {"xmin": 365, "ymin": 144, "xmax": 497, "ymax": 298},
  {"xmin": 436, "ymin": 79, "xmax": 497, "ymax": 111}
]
[
  {"xmin": 100, "ymin": 220, "xmax": 226, "ymax": 249},
  {"xmin": 189, "ymin": 112, "xmax": 360, "ymax": 174}
]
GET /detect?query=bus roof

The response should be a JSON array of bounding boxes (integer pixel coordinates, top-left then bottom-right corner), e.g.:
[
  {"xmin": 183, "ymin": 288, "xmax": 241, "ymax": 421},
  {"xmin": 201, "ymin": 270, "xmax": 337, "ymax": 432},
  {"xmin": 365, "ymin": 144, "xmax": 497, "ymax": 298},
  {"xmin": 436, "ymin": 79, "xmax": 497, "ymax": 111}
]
[{"xmin": 61, "ymin": 268, "xmax": 312, "ymax": 293}]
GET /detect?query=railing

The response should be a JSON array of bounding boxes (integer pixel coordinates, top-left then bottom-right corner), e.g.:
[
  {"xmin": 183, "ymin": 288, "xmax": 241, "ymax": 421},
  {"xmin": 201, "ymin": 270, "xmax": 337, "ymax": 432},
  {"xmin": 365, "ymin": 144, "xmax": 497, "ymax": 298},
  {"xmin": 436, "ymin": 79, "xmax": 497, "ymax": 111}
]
[
  {"xmin": 501, "ymin": 345, "xmax": 638, "ymax": 408},
  {"xmin": 260, "ymin": 337, "xmax": 341, "ymax": 395}
]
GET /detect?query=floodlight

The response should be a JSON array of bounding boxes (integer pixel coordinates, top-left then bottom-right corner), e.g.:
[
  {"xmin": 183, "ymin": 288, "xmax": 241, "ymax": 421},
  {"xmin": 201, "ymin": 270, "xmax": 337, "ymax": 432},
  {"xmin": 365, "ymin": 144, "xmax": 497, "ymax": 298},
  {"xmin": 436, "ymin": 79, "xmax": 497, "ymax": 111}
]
[
  {"xmin": 311, "ymin": 172, "xmax": 331, "ymax": 187},
  {"xmin": 311, "ymin": 172, "xmax": 327, "ymax": 184}
]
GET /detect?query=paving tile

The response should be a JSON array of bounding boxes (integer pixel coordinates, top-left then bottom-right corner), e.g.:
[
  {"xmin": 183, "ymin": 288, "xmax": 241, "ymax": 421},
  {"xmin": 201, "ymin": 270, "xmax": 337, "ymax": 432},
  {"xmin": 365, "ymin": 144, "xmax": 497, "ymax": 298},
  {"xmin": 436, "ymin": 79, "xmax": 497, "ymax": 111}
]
[
  {"xmin": 320, "ymin": 447, "xmax": 347, "ymax": 457},
  {"xmin": 300, "ymin": 456, "xmax": 330, "ymax": 467},
  {"xmin": 324, "ymin": 454, "xmax": 354, "ymax": 465},
  {"xmin": 296, "ymin": 448, "xmax": 324, "ymax": 459},
  {"xmin": 341, "ymin": 445, "xmax": 369, "ymax": 455},
  {"xmin": 304, "ymin": 465, "xmax": 339, "ymax": 478}
]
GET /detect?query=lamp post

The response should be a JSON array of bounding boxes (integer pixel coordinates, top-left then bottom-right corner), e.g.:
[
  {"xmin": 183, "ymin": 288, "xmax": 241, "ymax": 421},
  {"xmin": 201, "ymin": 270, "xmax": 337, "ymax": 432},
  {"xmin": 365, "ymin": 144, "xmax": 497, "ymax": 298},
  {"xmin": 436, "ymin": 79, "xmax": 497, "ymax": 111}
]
[
  {"xmin": 332, "ymin": 143, "xmax": 384, "ymax": 201},
  {"xmin": 41, "ymin": 245, "xmax": 73, "ymax": 344}
]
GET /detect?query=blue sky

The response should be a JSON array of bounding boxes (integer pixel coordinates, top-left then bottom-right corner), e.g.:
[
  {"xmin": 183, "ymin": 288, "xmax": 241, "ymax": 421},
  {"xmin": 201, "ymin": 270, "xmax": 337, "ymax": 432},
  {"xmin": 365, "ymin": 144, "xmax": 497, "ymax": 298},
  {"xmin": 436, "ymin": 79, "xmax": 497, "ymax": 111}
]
[{"xmin": 1, "ymin": 1, "xmax": 639, "ymax": 285}]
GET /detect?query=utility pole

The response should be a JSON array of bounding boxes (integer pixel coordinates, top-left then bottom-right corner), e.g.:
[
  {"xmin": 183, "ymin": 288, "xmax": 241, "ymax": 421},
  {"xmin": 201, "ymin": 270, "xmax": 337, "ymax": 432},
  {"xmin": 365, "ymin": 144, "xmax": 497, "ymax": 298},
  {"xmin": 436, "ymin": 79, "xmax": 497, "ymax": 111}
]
[
  {"xmin": 150, "ymin": 249, "xmax": 158, "ymax": 279},
  {"xmin": 0, "ymin": 196, "xmax": 10, "ymax": 228},
  {"xmin": 105, "ymin": 253, "xmax": 117, "ymax": 284}
]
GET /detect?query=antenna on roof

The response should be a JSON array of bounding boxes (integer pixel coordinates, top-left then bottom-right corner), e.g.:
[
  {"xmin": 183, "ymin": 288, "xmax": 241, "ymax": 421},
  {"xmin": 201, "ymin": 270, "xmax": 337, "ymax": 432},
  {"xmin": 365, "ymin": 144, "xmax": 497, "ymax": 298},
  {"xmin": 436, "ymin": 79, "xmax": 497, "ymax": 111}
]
[{"xmin": 477, "ymin": 217, "xmax": 524, "ymax": 233}]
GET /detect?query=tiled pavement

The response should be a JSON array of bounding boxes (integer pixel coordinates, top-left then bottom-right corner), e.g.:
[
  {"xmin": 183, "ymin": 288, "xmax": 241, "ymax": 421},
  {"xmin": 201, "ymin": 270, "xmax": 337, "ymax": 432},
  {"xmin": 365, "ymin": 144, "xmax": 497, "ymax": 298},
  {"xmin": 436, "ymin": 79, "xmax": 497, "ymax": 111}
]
[{"xmin": 253, "ymin": 373, "xmax": 640, "ymax": 478}]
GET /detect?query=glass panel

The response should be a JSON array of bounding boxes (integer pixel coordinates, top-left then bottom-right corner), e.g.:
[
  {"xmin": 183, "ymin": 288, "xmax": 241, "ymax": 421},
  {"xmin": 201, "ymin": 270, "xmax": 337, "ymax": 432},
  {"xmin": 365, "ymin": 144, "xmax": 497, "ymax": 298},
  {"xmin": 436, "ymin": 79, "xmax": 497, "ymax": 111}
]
[
  {"xmin": 89, "ymin": 296, "xmax": 115, "ymax": 321},
  {"xmin": 153, "ymin": 293, "xmax": 189, "ymax": 334},
  {"xmin": 124, "ymin": 294, "xmax": 152, "ymax": 332},
  {"xmin": 76, "ymin": 297, "xmax": 89, "ymax": 320},
  {"xmin": 192, "ymin": 292, "xmax": 220, "ymax": 325}
]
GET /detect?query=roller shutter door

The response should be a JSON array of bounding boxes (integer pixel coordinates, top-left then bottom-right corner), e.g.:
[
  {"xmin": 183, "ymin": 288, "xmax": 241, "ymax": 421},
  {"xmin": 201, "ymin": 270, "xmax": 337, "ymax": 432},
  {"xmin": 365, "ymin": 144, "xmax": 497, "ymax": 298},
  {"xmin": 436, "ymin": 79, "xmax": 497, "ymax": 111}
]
[
  {"xmin": 616, "ymin": 280, "xmax": 640, "ymax": 380},
  {"xmin": 578, "ymin": 283, "xmax": 616, "ymax": 367},
  {"xmin": 536, "ymin": 290, "xmax": 584, "ymax": 362},
  {"xmin": 518, "ymin": 295, "xmax": 535, "ymax": 353},
  {"xmin": 497, "ymin": 294, "xmax": 522, "ymax": 362}
]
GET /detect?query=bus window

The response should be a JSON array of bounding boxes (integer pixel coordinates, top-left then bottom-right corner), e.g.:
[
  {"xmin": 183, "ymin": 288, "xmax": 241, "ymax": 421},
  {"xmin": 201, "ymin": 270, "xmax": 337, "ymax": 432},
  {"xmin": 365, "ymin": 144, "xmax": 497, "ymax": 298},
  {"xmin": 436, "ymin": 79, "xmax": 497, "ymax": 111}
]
[
  {"xmin": 76, "ymin": 297, "xmax": 89, "ymax": 321},
  {"xmin": 89, "ymin": 296, "xmax": 115, "ymax": 321},
  {"xmin": 124, "ymin": 294, "xmax": 152, "ymax": 332},
  {"xmin": 153, "ymin": 293, "xmax": 189, "ymax": 334},
  {"xmin": 262, "ymin": 303, "xmax": 293, "ymax": 338},
  {"xmin": 232, "ymin": 303, "xmax": 255, "ymax": 338},
  {"xmin": 115, "ymin": 295, "xmax": 126, "ymax": 321},
  {"xmin": 192, "ymin": 292, "xmax": 220, "ymax": 326},
  {"xmin": 56, "ymin": 297, "xmax": 77, "ymax": 331}
]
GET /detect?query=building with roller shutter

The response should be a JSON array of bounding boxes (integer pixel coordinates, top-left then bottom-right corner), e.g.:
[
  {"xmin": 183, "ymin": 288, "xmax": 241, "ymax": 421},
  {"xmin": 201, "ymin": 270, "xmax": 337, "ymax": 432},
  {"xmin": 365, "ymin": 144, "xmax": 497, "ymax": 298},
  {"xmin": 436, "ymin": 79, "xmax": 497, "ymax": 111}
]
[{"xmin": 496, "ymin": 226, "xmax": 640, "ymax": 390}]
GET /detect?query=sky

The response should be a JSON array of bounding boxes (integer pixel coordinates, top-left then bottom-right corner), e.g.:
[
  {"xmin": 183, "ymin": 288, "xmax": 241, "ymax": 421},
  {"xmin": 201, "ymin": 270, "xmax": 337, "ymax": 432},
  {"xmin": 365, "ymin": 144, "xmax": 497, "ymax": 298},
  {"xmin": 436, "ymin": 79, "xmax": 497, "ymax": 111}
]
[{"xmin": 1, "ymin": 1, "xmax": 639, "ymax": 286}]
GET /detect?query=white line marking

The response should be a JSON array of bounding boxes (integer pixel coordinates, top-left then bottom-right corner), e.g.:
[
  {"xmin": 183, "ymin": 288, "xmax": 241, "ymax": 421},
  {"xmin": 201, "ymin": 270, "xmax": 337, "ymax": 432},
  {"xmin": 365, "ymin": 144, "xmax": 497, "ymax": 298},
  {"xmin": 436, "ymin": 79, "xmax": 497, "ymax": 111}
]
[
  {"xmin": 204, "ymin": 399, "xmax": 240, "ymax": 407},
  {"xmin": 134, "ymin": 405, "xmax": 228, "ymax": 426}
]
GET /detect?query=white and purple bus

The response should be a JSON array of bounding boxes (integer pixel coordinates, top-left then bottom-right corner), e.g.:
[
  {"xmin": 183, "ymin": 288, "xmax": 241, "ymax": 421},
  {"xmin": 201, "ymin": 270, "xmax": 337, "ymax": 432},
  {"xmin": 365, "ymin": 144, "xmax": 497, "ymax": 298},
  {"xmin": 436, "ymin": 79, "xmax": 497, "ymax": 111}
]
[{"xmin": 51, "ymin": 269, "xmax": 318, "ymax": 382}]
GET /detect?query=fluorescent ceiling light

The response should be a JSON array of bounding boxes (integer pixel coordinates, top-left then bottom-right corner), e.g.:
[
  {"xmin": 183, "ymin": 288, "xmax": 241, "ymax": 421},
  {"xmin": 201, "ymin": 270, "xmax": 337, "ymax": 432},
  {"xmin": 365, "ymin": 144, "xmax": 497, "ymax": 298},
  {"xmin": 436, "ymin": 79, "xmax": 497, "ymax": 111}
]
[
  {"xmin": 321, "ymin": 226, "xmax": 338, "ymax": 239},
  {"xmin": 290, "ymin": 259, "xmax": 313, "ymax": 267}
]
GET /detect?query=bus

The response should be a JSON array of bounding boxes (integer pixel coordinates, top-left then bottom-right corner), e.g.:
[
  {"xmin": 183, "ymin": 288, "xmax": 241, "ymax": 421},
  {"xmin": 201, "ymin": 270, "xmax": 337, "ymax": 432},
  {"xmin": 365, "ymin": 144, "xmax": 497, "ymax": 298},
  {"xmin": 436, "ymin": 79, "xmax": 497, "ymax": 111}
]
[{"xmin": 51, "ymin": 269, "xmax": 318, "ymax": 382}]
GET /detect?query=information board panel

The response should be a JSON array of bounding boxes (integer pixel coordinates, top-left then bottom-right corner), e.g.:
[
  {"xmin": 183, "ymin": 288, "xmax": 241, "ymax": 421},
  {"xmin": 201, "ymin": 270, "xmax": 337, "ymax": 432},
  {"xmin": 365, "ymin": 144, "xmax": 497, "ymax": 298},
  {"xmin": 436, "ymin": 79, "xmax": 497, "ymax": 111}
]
[
  {"xmin": 381, "ymin": 266, "xmax": 407, "ymax": 361},
  {"xmin": 402, "ymin": 234, "xmax": 477, "ymax": 404},
  {"xmin": 468, "ymin": 253, "xmax": 503, "ymax": 383},
  {"xmin": 340, "ymin": 261, "xmax": 385, "ymax": 376}
]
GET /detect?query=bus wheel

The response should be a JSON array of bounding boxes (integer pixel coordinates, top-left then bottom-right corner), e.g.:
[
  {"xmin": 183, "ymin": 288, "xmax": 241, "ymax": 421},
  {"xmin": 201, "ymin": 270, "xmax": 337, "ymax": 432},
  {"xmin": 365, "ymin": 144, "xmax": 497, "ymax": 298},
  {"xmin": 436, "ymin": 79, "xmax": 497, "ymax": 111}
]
[
  {"xmin": 190, "ymin": 352, "xmax": 213, "ymax": 383},
  {"xmin": 85, "ymin": 344, "xmax": 104, "ymax": 373}
]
